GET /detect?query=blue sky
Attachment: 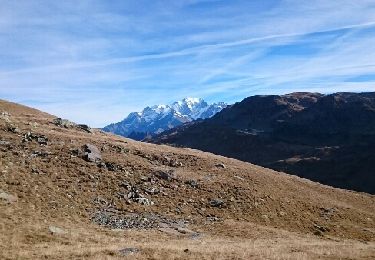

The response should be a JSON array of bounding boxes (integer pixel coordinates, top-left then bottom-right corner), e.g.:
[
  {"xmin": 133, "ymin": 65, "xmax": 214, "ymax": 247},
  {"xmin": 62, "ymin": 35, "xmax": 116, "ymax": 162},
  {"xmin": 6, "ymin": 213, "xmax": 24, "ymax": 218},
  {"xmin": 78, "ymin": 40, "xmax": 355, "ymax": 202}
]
[{"xmin": 1, "ymin": 0, "xmax": 375, "ymax": 127}]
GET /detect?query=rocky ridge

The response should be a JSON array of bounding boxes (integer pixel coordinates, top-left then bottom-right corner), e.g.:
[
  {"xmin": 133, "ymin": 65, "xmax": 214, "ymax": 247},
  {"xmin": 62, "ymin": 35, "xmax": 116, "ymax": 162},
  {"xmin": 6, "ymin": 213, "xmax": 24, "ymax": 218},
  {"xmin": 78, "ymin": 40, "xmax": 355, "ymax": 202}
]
[{"xmin": 103, "ymin": 97, "xmax": 227, "ymax": 140}]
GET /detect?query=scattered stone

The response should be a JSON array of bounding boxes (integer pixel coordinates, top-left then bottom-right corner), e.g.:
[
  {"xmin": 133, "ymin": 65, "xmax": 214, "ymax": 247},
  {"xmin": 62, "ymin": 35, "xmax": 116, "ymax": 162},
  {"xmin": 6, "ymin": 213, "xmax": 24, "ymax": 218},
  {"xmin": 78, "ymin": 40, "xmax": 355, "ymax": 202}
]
[
  {"xmin": 118, "ymin": 248, "xmax": 140, "ymax": 256},
  {"xmin": 48, "ymin": 226, "xmax": 66, "ymax": 235},
  {"xmin": 82, "ymin": 144, "xmax": 102, "ymax": 163},
  {"xmin": 176, "ymin": 227, "xmax": 197, "ymax": 235},
  {"xmin": 53, "ymin": 118, "xmax": 76, "ymax": 128},
  {"xmin": 185, "ymin": 179, "xmax": 198, "ymax": 188},
  {"xmin": 206, "ymin": 215, "xmax": 221, "ymax": 222},
  {"xmin": 92, "ymin": 211, "xmax": 184, "ymax": 230},
  {"xmin": 144, "ymin": 187, "xmax": 159, "ymax": 195},
  {"xmin": 0, "ymin": 140, "xmax": 11, "ymax": 146},
  {"xmin": 31, "ymin": 150, "xmax": 51, "ymax": 158},
  {"xmin": 209, "ymin": 198, "xmax": 224, "ymax": 208},
  {"xmin": 103, "ymin": 162, "xmax": 122, "ymax": 171},
  {"xmin": 0, "ymin": 190, "xmax": 17, "ymax": 204},
  {"xmin": 7, "ymin": 125, "xmax": 20, "ymax": 133},
  {"xmin": 70, "ymin": 148, "xmax": 81, "ymax": 157},
  {"xmin": 93, "ymin": 196, "xmax": 108, "ymax": 206},
  {"xmin": 163, "ymin": 157, "xmax": 183, "ymax": 167},
  {"xmin": 190, "ymin": 232, "xmax": 202, "ymax": 240},
  {"xmin": 234, "ymin": 175, "xmax": 245, "ymax": 181},
  {"xmin": 77, "ymin": 124, "xmax": 92, "ymax": 133},
  {"xmin": 119, "ymin": 182, "xmax": 132, "ymax": 190},
  {"xmin": 28, "ymin": 122, "xmax": 39, "ymax": 128},
  {"xmin": 111, "ymin": 144, "xmax": 129, "ymax": 153},
  {"xmin": 37, "ymin": 137, "xmax": 48, "ymax": 145},
  {"xmin": 23, "ymin": 132, "xmax": 48, "ymax": 145},
  {"xmin": 126, "ymin": 187, "xmax": 154, "ymax": 205},
  {"xmin": 313, "ymin": 224, "xmax": 330, "ymax": 233},
  {"xmin": 215, "ymin": 163, "xmax": 226, "ymax": 169},
  {"xmin": 154, "ymin": 170, "xmax": 176, "ymax": 181},
  {"xmin": 31, "ymin": 167, "xmax": 40, "ymax": 174},
  {"xmin": 320, "ymin": 207, "xmax": 336, "ymax": 220},
  {"xmin": 135, "ymin": 197, "xmax": 154, "ymax": 206},
  {"xmin": 184, "ymin": 249, "xmax": 189, "ymax": 253},
  {"xmin": 0, "ymin": 111, "xmax": 11, "ymax": 122}
]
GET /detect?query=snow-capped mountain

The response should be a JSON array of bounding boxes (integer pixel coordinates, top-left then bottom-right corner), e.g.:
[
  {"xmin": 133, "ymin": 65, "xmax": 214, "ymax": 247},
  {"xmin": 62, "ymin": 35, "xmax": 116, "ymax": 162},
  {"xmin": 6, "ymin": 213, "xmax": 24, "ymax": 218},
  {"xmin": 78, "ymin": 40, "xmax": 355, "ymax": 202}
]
[{"xmin": 103, "ymin": 98, "xmax": 227, "ymax": 140}]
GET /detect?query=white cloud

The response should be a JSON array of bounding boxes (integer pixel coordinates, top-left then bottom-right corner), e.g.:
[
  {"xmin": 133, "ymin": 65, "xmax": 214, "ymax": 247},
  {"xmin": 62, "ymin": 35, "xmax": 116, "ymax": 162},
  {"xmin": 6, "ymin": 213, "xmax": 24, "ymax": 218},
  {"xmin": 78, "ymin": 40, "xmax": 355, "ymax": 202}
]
[{"xmin": 1, "ymin": 0, "xmax": 375, "ymax": 126}]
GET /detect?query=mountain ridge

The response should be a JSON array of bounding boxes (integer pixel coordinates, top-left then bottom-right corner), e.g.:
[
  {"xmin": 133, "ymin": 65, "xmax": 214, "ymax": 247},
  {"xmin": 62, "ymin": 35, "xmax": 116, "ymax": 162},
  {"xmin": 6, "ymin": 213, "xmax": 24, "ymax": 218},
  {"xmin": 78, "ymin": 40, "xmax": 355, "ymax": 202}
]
[
  {"xmin": 150, "ymin": 92, "xmax": 375, "ymax": 194},
  {"xmin": 103, "ymin": 97, "xmax": 227, "ymax": 140}
]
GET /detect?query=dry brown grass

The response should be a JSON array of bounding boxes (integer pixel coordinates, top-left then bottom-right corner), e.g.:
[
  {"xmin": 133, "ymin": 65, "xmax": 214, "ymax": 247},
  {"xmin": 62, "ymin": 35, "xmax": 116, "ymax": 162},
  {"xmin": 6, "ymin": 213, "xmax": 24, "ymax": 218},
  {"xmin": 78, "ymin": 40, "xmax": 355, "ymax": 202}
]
[
  {"xmin": 0, "ymin": 217, "xmax": 375, "ymax": 259},
  {"xmin": 1, "ymin": 99, "xmax": 375, "ymax": 259},
  {"xmin": 2, "ymin": 220, "xmax": 374, "ymax": 260}
]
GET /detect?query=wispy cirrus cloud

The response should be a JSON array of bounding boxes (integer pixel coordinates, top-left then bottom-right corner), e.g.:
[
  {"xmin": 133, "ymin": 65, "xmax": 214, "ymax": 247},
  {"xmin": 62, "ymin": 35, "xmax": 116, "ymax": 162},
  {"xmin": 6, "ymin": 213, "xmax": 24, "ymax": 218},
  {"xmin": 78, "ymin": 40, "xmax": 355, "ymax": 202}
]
[{"xmin": 0, "ymin": 0, "xmax": 375, "ymax": 126}]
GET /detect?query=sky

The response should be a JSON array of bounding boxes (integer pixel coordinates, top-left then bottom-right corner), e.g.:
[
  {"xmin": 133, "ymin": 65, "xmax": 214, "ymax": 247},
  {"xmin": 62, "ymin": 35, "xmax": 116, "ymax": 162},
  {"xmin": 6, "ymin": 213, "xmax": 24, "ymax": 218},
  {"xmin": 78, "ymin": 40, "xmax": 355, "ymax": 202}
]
[{"xmin": 1, "ymin": 0, "xmax": 375, "ymax": 127}]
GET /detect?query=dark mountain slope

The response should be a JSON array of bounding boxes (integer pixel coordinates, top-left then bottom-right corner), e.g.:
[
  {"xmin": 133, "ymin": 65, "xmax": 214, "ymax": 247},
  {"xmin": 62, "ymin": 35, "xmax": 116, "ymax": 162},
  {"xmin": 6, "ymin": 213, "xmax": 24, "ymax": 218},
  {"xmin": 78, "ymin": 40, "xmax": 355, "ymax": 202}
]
[{"xmin": 150, "ymin": 92, "xmax": 375, "ymax": 194}]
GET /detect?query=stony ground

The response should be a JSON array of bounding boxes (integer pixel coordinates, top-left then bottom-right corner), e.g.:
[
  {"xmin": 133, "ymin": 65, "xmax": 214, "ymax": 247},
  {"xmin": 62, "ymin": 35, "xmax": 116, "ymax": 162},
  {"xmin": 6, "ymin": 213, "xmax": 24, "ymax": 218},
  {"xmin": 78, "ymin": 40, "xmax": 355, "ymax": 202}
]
[{"xmin": 1, "ymin": 99, "xmax": 374, "ymax": 259}]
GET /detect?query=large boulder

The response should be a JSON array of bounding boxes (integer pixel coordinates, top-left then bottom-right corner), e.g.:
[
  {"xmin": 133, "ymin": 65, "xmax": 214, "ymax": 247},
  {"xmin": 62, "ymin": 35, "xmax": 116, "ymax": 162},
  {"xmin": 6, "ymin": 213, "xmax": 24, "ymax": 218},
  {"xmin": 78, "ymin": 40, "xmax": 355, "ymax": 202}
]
[{"xmin": 82, "ymin": 144, "xmax": 102, "ymax": 163}]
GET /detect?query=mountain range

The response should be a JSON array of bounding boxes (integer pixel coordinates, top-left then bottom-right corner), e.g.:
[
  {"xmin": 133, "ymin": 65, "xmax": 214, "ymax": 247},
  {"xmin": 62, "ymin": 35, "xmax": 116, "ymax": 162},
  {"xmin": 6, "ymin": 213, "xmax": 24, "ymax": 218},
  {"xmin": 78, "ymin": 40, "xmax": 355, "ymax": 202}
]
[
  {"xmin": 103, "ymin": 98, "xmax": 227, "ymax": 140},
  {"xmin": 150, "ymin": 92, "xmax": 375, "ymax": 194}
]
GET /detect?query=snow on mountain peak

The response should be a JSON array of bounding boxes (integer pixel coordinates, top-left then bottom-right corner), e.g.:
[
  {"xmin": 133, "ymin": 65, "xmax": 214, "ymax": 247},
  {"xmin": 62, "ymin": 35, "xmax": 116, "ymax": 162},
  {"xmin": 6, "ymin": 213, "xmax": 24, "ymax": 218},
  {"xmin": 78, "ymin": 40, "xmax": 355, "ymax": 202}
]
[{"xmin": 103, "ymin": 98, "xmax": 227, "ymax": 140}]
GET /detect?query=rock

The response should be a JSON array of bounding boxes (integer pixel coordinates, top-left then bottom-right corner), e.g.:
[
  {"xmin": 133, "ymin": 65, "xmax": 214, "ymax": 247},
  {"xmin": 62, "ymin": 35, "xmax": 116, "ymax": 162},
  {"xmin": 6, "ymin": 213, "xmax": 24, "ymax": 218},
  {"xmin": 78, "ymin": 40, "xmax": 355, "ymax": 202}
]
[
  {"xmin": 7, "ymin": 125, "xmax": 20, "ymax": 133},
  {"xmin": 0, "ymin": 111, "xmax": 11, "ymax": 122},
  {"xmin": 206, "ymin": 215, "xmax": 221, "ymax": 222},
  {"xmin": 314, "ymin": 230, "xmax": 324, "ymax": 236},
  {"xmin": 154, "ymin": 170, "xmax": 176, "ymax": 181},
  {"xmin": 320, "ymin": 207, "xmax": 336, "ymax": 220},
  {"xmin": 126, "ymin": 187, "xmax": 154, "ymax": 205},
  {"xmin": 176, "ymin": 227, "xmax": 197, "ymax": 235},
  {"xmin": 184, "ymin": 249, "xmax": 189, "ymax": 253},
  {"xmin": 31, "ymin": 150, "xmax": 51, "ymax": 158},
  {"xmin": 144, "ymin": 187, "xmax": 159, "ymax": 195},
  {"xmin": 92, "ymin": 211, "xmax": 180, "ymax": 230},
  {"xmin": 118, "ymin": 248, "xmax": 140, "ymax": 256},
  {"xmin": 135, "ymin": 197, "xmax": 154, "ymax": 206},
  {"xmin": 23, "ymin": 132, "xmax": 48, "ymax": 145},
  {"xmin": 163, "ymin": 157, "xmax": 183, "ymax": 167},
  {"xmin": 185, "ymin": 179, "xmax": 198, "ymax": 188},
  {"xmin": 0, "ymin": 140, "xmax": 11, "ymax": 146},
  {"xmin": 70, "ymin": 148, "xmax": 81, "ymax": 157},
  {"xmin": 53, "ymin": 118, "xmax": 76, "ymax": 128},
  {"xmin": 37, "ymin": 137, "xmax": 48, "ymax": 145},
  {"xmin": 313, "ymin": 224, "xmax": 330, "ymax": 233},
  {"xmin": 77, "ymin": 124, "xmax": 92, "ymax": 133},
  {"xmin": 82, "ymin": 144, "xmax": 102, "ymax": 163},
  {"xmin": 48, "ymin": 226, "xmax": 66, "ymax": 235},
  {"xmin": 104, "ymin": 162, "xmax": 122, "ymax": 171},
  {"xmin": 215, "ymin": 163, "xmax": 226, "ymax": 169},
  {"xmin": 0, "ymin": 190, "xmax": 17, "ymax": 203},
  {"xmin": 209, "ymin": 198, "xmax": 224, "ymax": 208},
  {"xmin": 28, "ymin": 122, "xmax": 39, "ymax": 128}
]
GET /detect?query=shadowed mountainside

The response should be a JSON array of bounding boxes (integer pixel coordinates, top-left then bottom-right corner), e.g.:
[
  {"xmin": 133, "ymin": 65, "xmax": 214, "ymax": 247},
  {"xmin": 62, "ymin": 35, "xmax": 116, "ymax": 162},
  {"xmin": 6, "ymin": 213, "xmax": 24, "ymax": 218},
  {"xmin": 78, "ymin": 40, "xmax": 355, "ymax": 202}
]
[{"xmin": 150, "ymin": 92, "xmax": 375, "ymax": 194}]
